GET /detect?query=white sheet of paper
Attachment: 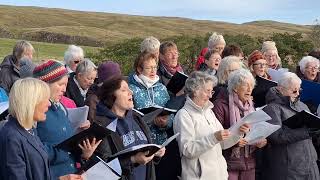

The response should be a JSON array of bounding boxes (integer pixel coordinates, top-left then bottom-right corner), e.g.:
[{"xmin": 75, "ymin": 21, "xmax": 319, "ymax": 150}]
[
  {"xmin": 229, "ymin": 109, "xmax": 272, "ymax": 135},
  {"xmin": 267, "ymin": 68, "xmax": 288, "ymax": 82},
  {"xmin": 221, "ymin": 134, "xmax": 241, "ymax": 149},
  {"xmin": 106, "ymin": 157, "xmax": 122, "ymax": 176},
  {"xmin": 245, "ymin": 121, "xmax": 280, "ymax": 145},
  {"xmin": 83, "ymin": 161, "xmax": 121, "ymax": 180},
  {"xmin": 106, "ymin": 119, "xmax": 118, "ymax": 132},
  {"xmin": 67, "ymin": 105, "xmax": 89, "ymax": 129},
  {"xmin": 0, "ymin": 101, "xmax": 9, "ymax": 114}
]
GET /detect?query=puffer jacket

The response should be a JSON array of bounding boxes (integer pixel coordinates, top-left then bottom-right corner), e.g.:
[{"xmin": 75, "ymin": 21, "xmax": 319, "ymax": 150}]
[
  {"xmin": 261, "ymin": 87, "xmax": 319, "ymax": 180},
  {"xmin": 174, "ymin": 96, "xmax": 228, "ymax": 180}
]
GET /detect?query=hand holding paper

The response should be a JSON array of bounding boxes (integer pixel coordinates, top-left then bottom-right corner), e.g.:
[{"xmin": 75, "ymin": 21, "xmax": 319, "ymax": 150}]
[{"xmin": 214, "ymin": 130, "xmax": 231, "ymax": 141}]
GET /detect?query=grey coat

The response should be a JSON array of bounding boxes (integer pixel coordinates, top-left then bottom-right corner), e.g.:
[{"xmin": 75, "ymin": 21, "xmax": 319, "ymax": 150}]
[{"xmin": 261, "ymin": 87, "xmax": 319, "ymax": 180}]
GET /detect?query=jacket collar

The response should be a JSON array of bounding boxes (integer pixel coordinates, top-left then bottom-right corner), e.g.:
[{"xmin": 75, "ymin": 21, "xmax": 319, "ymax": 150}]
[{"xmin": 184, "ymin": 96, "xmax": 213, "ymax": 112}]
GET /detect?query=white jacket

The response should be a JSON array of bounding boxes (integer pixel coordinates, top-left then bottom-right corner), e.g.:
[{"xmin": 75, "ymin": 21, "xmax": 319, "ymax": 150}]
[{"xmin": 174, "ymin": 97, "xmax": 228, "ymax": 180}]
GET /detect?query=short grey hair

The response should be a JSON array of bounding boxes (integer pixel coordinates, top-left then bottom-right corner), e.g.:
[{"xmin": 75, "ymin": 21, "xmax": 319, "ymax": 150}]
[
  {"xmin": 13, "ymin": 40, "xmax": 34, "ymax": 61},
  {"xmin": 227, "ymin": 69, "xmax": 256, "ymax": 94},
  {"xmin": 298, "ymin": 56, "xmax": 319, "ymax": 74},
  {"xmin": 185, "ymin": 71, "xmax": 218, "ymax": 98},
  {"xmin": 64, "ymin": 45, "xmax": 84, "ymax": 66},
  {"xmin": 140, "ymin": 36, "xmax": 160, "ymax": 53},
  {"xmin": 217, "ymin": 56, "xmax": 243, "ymax": 85},
  {"xmin": 278, "ymin": 72, "xmax": 301, "ymax": 89},
  {"xmin": 75, "ymin": 58, "xmax": 97, "ymax": 75},
  {"xmin": 208, "ymin": 32, "xmax": 226, "ymax": 50}
]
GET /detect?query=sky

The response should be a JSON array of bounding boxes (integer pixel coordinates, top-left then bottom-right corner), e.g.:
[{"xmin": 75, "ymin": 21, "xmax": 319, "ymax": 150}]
[{"xmin": 0, "ymin": 0, "xmax": 319, "ymax": 25}]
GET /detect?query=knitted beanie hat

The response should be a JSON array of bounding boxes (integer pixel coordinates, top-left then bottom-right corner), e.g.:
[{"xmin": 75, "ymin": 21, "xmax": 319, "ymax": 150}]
[
  {"xmin": 33, "ymin": 60, "xmax": 68, "ymax": 83},
  {"xmin": 248, "ymin": 50, "xmax": 265, "ymax": 67},
  {"xmin": 97, "ymin": 61, "xmax": 121, "ymax": 83},
  {"xmin": 261, "ymin": 41, "xmax": 278, "ymax": 53}
]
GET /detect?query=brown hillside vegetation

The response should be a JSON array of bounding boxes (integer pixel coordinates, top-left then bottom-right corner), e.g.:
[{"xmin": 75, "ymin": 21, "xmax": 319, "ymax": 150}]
[{"xmin": 0, "ymin": 5, "xmax": 312, "ymax": 46}]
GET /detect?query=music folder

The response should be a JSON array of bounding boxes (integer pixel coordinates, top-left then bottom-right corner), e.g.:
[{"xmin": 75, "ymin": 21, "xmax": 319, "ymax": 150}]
[
  {"xmin": 252, "ymin": 76, "xmax": 277, "ymax": 107},
  {"xmin": 55, "ymin": 122, "xmax": 111, "ymax": 154},
  {"xmin": 166, "ymin": 71, "xmax": 188, "ymax": 95},
  {"xmin": 282, "ymin": 110, "xmax": 320, "ymax": 129}
]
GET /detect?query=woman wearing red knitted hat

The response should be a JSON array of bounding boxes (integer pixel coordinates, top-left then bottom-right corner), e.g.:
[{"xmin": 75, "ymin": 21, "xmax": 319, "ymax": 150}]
[
  {"xmin": 33, "ymin": 60, "xmax": 100, "ymax": 179},
  {"xmin": 248, "ymin": 50, "xmax": 271, "ymax": 80}
]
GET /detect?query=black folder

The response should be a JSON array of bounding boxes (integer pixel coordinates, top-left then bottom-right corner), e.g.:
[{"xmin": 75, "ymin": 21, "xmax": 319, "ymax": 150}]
[
  {"xmin": 252, "ymin": 76, "xmax": 277, "ymax": 107},
  {"xmin": 55, "ymin": 122, "xmax": 111, "ymax": 153},
  {"xmin": 282, "ymin": 110, "xmax": 320, "ymax": 129},
  {"xmin": 133, "ymin": 106, "xmax": 177, "ymax": 125},
  {"xmin": 166, "ymin": 71, "xmax": 188, "ymax": 95}
]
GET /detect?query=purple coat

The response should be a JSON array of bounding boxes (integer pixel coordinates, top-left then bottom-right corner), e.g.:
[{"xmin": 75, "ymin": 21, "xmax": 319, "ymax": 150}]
[{"xmin": 212, "ymin": 89, "xmax": 256, "ymax": 171}]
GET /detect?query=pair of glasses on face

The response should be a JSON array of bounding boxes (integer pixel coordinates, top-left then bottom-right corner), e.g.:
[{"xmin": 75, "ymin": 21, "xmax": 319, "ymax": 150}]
[
  {"xmin": 143, "ymin": 66, "xmax": 158, "ymax": 71},
  {"xmin": 205, "ymin": 90, "xmax": 215, "ymax": 96},
  {"xmin": 73, "ymin": 60, "xmax": 80, "ymax": 64},
  {"xmin": 306, "ymin": 66, "xmax": 320, "ymax": 71},
  {"xmin": 253, "ymin": 63, "xmax": 268, "ymax": 67}
]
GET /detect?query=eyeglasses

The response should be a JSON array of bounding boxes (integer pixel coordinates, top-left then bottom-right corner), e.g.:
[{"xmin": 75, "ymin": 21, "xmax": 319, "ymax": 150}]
[
  {"xmin": 143, "ymin": 66, "xmax": 158, "ymax": 71},
  {"xmin": 205, "ymin": 89, "xmax": 215, "ymax": 96},
  {"xmin": 253, "ymin": 63, "xmax": 268, "ymax": 67},
  {"xmin": 265, "ymin": 54, "xmax": 277, "ymax": 59},
  {"xmin": 305, "ymin": 66, "xmax": 320, "ymax": 71},
  {"xmin": 165, "ymin": 51, "xmax": 179, "ymax": 57},
  {"xmin": 291, "ymin": 88, "xmax": 303, "ymax": 94}
]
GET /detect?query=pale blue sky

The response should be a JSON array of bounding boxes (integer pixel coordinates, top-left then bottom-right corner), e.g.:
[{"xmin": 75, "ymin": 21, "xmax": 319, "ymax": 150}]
[{"xmin": 0, "ymin": 0, "xmax": 319, "ymax": 25}]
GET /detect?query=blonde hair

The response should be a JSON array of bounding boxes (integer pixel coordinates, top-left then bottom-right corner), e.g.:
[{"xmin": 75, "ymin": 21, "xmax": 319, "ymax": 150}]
[
  {"xmin": 9, "ymin": 78, "xmax": 50, "ymax": 129},
  {"xmin": 140, "ymin": 36, "xmax": 160, "ymax": 53},
  {"xmin": 208, "ymin": 32, "xmax": 226, "ymax": 50}
]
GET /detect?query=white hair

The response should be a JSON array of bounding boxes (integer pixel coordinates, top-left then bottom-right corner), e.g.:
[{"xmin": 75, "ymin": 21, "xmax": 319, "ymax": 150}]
[
  {"xmin": 278, "ymin": 72, "xmax": 301, "ymax": 89},
  {"xmin": 75, "ymin": 58, "xmax": 97, "ymax": 75},
  {"xmin": 140, "ymin": 36, "xmax": 160, "ymax": 53},
  {"xmin": 261, "ymin": 41, "xmax": 282, "ymax": 67},
  {"xmin": 64, "ymin": 45, "xmax": 84, "ymax": 66},
  {"xmin": 208, "ymin": 32, "xmax": 226, "ymax": 50},
  {"xmin": 185, "ymin": 71, "xmax": 218, "ymax": 98},
  {"xmin": 227, "ymin": 69, "xmax": 256, "ymax": 94},
  {"xmin": 217, "ymin": 56, "xmax": 243, "ymax": 85},
  {"xmin": 298, "ymin": 56, "xmax": 319, "ymax": 74}
]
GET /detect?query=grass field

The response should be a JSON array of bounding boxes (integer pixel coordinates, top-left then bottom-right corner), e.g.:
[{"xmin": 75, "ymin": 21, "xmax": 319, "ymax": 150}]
[{"xmin": 0, "ymin": 38, "xmax": 100, "ymax": 62}]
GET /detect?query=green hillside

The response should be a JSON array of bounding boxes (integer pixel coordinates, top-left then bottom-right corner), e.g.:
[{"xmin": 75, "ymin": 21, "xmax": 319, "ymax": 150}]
[{"xmin": 0, "ymin": 5, "xmax": 312, "ymax": 47}]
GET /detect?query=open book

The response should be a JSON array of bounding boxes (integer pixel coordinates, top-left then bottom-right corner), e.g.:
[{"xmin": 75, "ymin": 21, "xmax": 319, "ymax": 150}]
[
  {"xmin": 81, "ymin": 156, "xmax": 121, "ymax": 180},
  {"xmin": 283, "ymin": 110, "xmax": 320, "ymax": 129},
  {"xmin": 166, "ymin": 71, "xmax": 188, "ymax": 95},
  {"xmin": 67, "ymin": 105, "xmax": 89, "ymax": 129},
  {"xmin": 110, "ymin": 133, "xmax": 180, "ymax": 158}
]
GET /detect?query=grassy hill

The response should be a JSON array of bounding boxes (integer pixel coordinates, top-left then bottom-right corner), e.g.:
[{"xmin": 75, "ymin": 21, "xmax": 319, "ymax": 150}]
[{"xmin": 0, "ymin": 5, "xmax": 313, "ymax": 47}]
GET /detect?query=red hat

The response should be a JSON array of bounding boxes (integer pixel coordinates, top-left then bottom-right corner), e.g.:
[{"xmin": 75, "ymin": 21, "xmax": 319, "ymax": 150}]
[
  {"xmin": 248, "ymin": 50, "xmax": 265, "ymax": 67},
  {"xmin": 33, "ymin": 60, "xmax": 68, "ymax": 83}
]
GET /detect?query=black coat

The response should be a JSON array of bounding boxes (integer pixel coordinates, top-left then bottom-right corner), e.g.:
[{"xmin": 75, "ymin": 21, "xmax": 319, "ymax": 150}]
[
  {"xmin": 65, "ymin": 73, "xmax": 85, "ymax": 107},
  {"xmin": 261, "ymin": 87, "xmax": 319, "ymax": 180},
  {"xmin": 0, "ymin": 55, "xmax": 20, "ymax": 93}
]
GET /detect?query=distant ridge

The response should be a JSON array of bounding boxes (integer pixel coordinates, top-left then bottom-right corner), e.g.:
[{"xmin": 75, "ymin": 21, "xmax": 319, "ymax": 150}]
[{"xmin": 0, "ymin": 5, "xmax": 312, "ymax": 46}]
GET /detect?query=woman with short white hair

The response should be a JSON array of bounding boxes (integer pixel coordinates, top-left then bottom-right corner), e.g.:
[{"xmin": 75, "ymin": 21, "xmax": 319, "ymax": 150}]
[
  {"xmin": 64, "ymin": 45, "xmax": 84, "ymax": 73},
  {"xmin": 174, "ymin": 71, "xmax": 249, "ymax": 180},
  {"xmin": 261, "ymin": 41, "xmax": 281, "ymax": 69},
  {"xmin": 297, "ymin": 56, "xmax": 320, "ymax": 82},
  {"xmin": 213, "ymin": 69, "xmax": 266, "ymax": 180},
  {"xmin": 140, "ymin": 36, "xmax": 160, "ymax": 60},
  {"xmin": 213, "ymin": 56, "xmax": 243, "ymax": 101},
  {"xmin": 261, "ymin": 72, "xmax": 319, "ymax": 180},
  {"xmin": 66, "ymin": 59, "xmax": 97, "ymax": 107},
  {"xmin": 195, "ymin": 32, "xmax": 226, "ymax": 70}
]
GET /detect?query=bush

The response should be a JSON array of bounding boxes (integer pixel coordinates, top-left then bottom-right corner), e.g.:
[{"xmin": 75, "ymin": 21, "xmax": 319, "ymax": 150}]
[{"xmin": 88, "ymin": 32, "xmax": 314, "ymax": 75}]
